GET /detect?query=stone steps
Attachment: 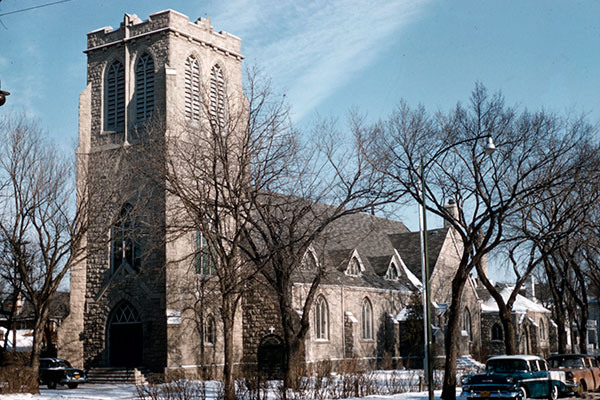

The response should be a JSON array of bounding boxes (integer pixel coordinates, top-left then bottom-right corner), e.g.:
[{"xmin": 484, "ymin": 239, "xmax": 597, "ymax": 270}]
[{"xmin": 87, "ymin": 367, "xmax": 149, "ymax": 385}]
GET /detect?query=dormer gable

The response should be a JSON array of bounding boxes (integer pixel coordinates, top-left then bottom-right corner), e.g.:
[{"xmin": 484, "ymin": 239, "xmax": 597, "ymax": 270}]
[
  {"xmin": 392, "ymin": 249, "xmax": 423, "ymax": 289},
  {"xmin": 384, "ymin": 260, "xmax": 400, "ymax": 281}
]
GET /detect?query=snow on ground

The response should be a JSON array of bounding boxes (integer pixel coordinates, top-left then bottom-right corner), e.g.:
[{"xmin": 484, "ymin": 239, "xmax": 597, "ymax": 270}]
[
  {"xmin": 0, "ymin": 384, "xmax": 463, "ymax": 400},
  {"xmin": 0, "ymin": 385, "xmax": 462, "ymax": 400}
]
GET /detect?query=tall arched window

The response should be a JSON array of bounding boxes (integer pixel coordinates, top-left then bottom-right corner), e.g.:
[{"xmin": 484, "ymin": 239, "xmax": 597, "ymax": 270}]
[
  {"xmin": 105, "ymin": 60, "xmax": 125, "ymax": 131},
  {"xmin": 314, "ymin": 296, "xmax": 328, "ymax": 340},
  {"xmin": 205, "ymin": 315, "xmax": 216, "ymax": 345},
  {"xmin": 112, "ymin": 204, "xmax": 140, "ymax": 272},
  {"xmin": 196, "ymin": 231, "xmax": 216, "ymax": 276},
  {"xmin": 491, "ymin": 323, "xmax": 503, "ymax": 341},
  {"xmin": 463, "ymin": 308, "xmax": 472, "ymax": 341},
  {"xmin": 184, "ymin": 55, "xmax": 201, "ymax": 121},
  {"xmin": 539, "ymin": 319, "xmax": 545, "ymax": 339},
  {"xmin": 135, "ymin": 53, "xmax": 155, "ymax": 122},
  {"xmin": 209, "ymin": 64, "xmax": 225, "ymax": 128},
  {"xmin": 362, "ymin": 298, "xmax": 373, "ymax": 340}
]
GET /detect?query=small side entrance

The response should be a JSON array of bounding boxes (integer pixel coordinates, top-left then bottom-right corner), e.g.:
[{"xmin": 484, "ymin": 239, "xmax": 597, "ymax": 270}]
[
  {"xmin": 257, "ymin": 334, "xmax": 285, "ymax": 378},
  {"xmin": 107, "ymin": 301, "xmax": 143, "ymax": 367}
]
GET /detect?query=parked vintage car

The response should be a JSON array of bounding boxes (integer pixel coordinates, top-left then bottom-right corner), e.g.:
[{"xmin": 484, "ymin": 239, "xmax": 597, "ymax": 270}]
[
  {"xmin": 461, "ymin": 355, "xmax": 575, "ymax": 400},
  {"xmin": 548, "ymin": 354, "xmax": 600, "ymax": 396},
  {"xmin": 39, "ymin": 357, "xmax": 87, "ymax": 389}
]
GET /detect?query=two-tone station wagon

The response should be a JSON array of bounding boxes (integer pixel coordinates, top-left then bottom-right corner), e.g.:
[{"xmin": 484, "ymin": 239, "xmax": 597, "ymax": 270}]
[{"xmin": 461, "ymin": 355, "xmax": 576, "ymax": 400}]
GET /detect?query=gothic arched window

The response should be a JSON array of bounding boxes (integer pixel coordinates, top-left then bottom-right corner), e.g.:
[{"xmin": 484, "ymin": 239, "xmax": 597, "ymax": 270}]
[
  {"xmin": 314, "ymin": 296, "xmax": 328, "ymax": 340},
  {"xmin": 205, "ymin": 315, "xmax": 216, "ymax": 345},
  {"xmin": 196, "ymin": 230, "xmax": 216, "ymax": 276},
  {"xmin": 135, "ymin": 53, "xmax": 155, "ymax": 122},
  {"xmin": 105, "ymin": 60, "xmax": 125, "ymax": 131},
  {"xmin": 112, "ymin": 204, "xmax": 140, "ymax": 272},
  {"xmin": 362, "ymin": 298, "xmax": 373, "ymax": 340},
  {"xmin": 491, "ymin": 323, "xmax": 503, "ymax": 341},
  {"xmin": 347, "ymin": 257, "xmax": 361, "ymax": 276},
  {"xmin": 300, "ymin": 251, "xmax": 317, "ymax": 271},
  {"xmin": 539, "ymin": 319, "xmax": 545, "ymax": 339},
  {"xmin": 209, "ymin": 64, "xmax": 225, "ymax": 129},
  {"xmin": 185, "ymin": 55, "xmax": 201, "ymax": 121},
  {"xmin": 385, "ymin": 262, "xmax": 399, "ymax": 280}
]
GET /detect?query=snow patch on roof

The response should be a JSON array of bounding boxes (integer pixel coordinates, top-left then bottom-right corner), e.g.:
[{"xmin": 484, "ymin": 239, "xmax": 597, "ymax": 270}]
[{"xmin": 480, "ymin": 287, "xmax": 550, "ymax": 314}]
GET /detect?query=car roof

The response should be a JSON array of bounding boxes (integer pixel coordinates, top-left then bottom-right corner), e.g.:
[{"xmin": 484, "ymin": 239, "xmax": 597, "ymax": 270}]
[{"xmin": 488, "ymin": 355, "xmax": 544, "ymax": 361}]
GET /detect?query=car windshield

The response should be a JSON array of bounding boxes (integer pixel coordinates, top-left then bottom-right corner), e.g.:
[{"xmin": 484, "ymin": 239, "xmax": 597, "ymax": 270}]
[
  {"xmin": 487, "ymin": 359, "xmax": 529, "ymax": 373},
  {"xmin": 549, "ymin": 358, "xmax": 584, "ymax": 369}
]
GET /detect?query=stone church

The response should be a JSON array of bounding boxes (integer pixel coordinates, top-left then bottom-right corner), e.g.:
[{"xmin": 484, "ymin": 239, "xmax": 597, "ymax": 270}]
[{"xmin": 58, "ymin": 10, "xmax": 540, "ymax": 377}]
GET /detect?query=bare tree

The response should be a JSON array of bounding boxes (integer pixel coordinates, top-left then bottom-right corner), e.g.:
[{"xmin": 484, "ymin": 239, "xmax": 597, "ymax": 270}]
[
  {"xmin": 238, "ymin": 112, "xmax": 398, "ymax": 391},
  {"xmin": 367, "ymin": 84, "xmax": 594, "ymax": 400},
  {"xmin": 0, "ymin": 115, "xmax": 117, "ymax": 380}
]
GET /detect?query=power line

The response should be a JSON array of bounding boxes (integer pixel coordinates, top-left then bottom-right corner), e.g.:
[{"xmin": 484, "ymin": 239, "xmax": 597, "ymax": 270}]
[{"xmin": 0, "ymin": 0, "xmax": 72, "ymax": 17}]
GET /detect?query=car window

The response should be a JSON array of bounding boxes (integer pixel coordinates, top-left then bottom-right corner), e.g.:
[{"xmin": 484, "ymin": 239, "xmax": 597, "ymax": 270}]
[
  {"xmin": 487, "ymin": 359, "xmax": 529, "ymax": 372},
  {"xmin": 539, "ymin": 360, "xmax": 548, "ymax": 371},
  {"xmin": 550, "ymin": 357, "xmax": 585, "ymax": 369},
  {"xmin": 592, "ymin": 359, "xmax": 599, "ymax": 368},
  {"xmin": 531, "ymin": 360, "xmax": 539, "ymax": 372}
]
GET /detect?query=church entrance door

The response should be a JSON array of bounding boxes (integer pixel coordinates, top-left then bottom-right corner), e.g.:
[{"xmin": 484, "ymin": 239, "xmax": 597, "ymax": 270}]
[
  {"xmin": 257, "ymin": 334, "xmax": 285, "ymax": 378},
  {"xmin": 108, "ymin": 302, "xmax": 143, "ymax": 367}
]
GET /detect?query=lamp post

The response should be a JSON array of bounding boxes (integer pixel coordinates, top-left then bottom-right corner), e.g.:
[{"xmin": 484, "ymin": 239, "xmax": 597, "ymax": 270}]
[{"xmin": 418, "ymin": 135, "xmax": 496, "ymax": 400}]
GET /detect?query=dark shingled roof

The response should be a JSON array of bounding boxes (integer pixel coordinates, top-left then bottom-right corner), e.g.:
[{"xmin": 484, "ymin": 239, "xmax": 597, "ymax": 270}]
[
  {"xmin": 291, "ymin": 211, "xmax": 451, "ymax": 293},
  {"xmin": 389, "ymin": 227, "xmax": 449, "ymax": 280},
  {"xmin": 1, "ymin": 291, "xmax": 70, "ymax": 321}
]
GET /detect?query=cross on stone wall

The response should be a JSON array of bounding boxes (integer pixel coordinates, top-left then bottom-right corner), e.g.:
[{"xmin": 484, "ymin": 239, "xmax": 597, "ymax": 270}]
[{"xmin": 269, "ymin": 326, "xmax": 275, "ymax": 334}]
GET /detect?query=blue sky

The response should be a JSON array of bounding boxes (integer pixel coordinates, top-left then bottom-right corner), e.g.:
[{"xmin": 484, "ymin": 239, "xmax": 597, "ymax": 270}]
[{"xmin": 1, "ymin": 0, "xmax": 599, "ymax": 236}]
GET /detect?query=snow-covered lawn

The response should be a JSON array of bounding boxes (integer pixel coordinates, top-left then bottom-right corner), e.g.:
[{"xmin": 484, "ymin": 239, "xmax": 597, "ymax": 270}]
[{"xmin": 0, "ymin": 384, "xmax": 462, "ymax": 400}]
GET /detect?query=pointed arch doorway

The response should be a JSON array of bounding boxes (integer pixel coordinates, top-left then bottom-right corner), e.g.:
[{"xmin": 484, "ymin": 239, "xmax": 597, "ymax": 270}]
[{"xmin": 108, "ymin": 301, "xmax": 143, "ymax": 367}]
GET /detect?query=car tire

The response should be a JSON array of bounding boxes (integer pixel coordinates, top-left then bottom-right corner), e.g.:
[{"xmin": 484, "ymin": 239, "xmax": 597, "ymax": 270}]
[
  {"xmin": 519, "ymin": 387, "xmax": 528, "ymax": 400},
  {"xmin": 548, "ymin": 384, "xmax": 558, "ymax": 400},
  {"xmin": 67, "ymin": 383, "xmax": 78, "ymax": 389},
  {"xmin": 577, "ymin": 381, "xmax": 587, "ymax": 398},
  {"xmin": 47, "ymin": 381, "xmax": 57, "ymax": 389}
]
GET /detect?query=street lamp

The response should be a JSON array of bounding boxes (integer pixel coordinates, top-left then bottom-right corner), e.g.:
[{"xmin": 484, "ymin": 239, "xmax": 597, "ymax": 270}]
[
  {"xmin": 0, "ymin": 81, "xmax": 10, "ymax": 106},
  {"xmin": 418, "ymin": 134, "xmax": 496, "ymax": 400}
]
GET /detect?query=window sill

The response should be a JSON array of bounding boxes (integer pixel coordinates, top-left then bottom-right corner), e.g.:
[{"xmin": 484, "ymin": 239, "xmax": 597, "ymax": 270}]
[{"xmin": 314, "ymin": 338, "xmax": 329, "ymax": 343}]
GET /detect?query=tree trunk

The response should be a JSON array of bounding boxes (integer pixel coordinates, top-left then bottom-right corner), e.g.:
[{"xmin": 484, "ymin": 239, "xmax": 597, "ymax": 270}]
[
  {"xmin": 29, "ymin": 305, "xmax": 49, "ymax": 382},
  {"xmin": 555, "ymin": 308, "xmax": 568, "ymax": 354},
  {"xmin": 221, "ymin": 297, "xmax": 236, "ymax": 400},
  {"xmin": 441, "ymin": 274, "xmax": 468, "ymax": 400},
  {"xmin": 500, "ymin": 311, "xmax": 517, "ymax": 355}
]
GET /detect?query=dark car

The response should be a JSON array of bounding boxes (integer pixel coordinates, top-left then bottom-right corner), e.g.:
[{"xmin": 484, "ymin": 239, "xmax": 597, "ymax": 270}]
[
  {"xmin": 461, "ymin": 355, "xmax": 574, "ymax": 400},
  {"xmin": 39, "ymin": 357, "xmax": 87, "ymax": 389}
]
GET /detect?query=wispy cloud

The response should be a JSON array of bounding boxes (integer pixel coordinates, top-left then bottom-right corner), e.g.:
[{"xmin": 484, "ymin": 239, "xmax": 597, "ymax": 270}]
[{"xmin": 209, "ymin": 0, "xmax": 429, "ymax": 121}]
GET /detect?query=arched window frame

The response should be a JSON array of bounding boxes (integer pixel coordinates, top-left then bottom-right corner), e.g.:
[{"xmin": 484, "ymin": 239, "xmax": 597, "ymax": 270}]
[
  {"xmin": 361, "ymin": 298, "xmax": 373, "ymax": 340},
  {"xmin": 196, "ymin": 230, "xmax": 216, "ymax": 276},
  {"xmin": 300, "ymin": 250, "xmax": 318, "ymax": 271},
  {"xmin": 385, "ymin": 262, "xmax": 399, "ymax": 280},
  {"xmin": 209, "ymin": 64, "xmax": 226, "ymax": 130},
  {"xmin": 346, "ymin": 257, "xmax": 361, "ymax": 276},
  {"xmin": 314, "ymin": 295, "xmax": 328, "ymax": 340},
  {"xmin": 539, "ymin": 319, "xmax": 545, "ymax": 339},
  {"xmin": 109, "ymin": 301, "xmax": 141, "ymax": 324},
  {"xmin": 111, "ymin": 204, "xmax": 140, "ymax": 272},
  {"xmin": 134, "ymin": 53, "xmax": 155, "ymax": 122},
  {"xmin": 184, "ymin": 55, "xmax": 201, "ymax": 121},
  {"xmin": 205, "ymin": 314, "xmax": 216, "ymax": 345},
  {"xmin": 104, "ymin": 60, "xmax": 125, "ymax": 131},
  {"xmin": 491, "ymin": 322, "xmax": 503, "ymax": 341}
]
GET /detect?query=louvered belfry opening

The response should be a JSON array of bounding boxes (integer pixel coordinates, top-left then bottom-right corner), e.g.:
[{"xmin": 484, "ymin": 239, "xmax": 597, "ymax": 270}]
[
  {"xmin": 185, "ymin": 56, "xmax": 201, "ymax": 121},
  {"xmin": 105, "ymin": 61, "xmax": 125, "ymax": 131},
  {"xmin": 209, "ymin": 64, "xmax": 225, "ymax": 129},
  {"xmin": 135, "ymin": 53, "xmax": 155, "ymax": 122}
]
